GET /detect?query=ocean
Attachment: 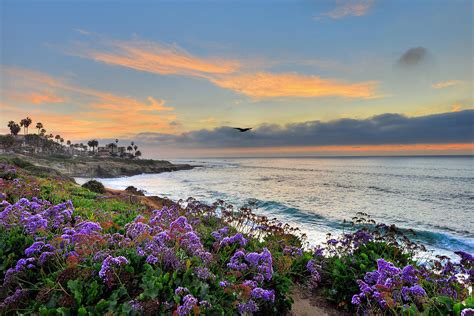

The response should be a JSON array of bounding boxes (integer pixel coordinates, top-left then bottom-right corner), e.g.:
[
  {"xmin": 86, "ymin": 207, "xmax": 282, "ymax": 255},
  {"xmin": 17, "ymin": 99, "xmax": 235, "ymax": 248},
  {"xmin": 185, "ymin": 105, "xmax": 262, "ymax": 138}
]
[{"xmin": 76, "ymin": 156, "xmax": 474, "ymax": 257}]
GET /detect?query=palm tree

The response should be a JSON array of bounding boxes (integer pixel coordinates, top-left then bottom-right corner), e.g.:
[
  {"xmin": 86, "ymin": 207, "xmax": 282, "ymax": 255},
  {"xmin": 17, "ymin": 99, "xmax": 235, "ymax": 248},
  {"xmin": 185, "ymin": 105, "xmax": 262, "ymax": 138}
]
[
  {"xmin": 20, "ymin": 117, "xmax": 32, "ymax": 135},
  {"xmin": 133, "ymin": 145, "xmax": 138, "ymax": 153},
  {"xmin": 87, "ymin": 140, "xmax": 98, "ymax": 153},
  {"xmin": 135, "ymin": 150, "xmax": 142, "ymax": 158},
  {"xmin": 55, "ymin": 135, "xmax": 61, "ymax": 143},
  {"xmin": 115, "ymin": 138, "xmax": 119, "ymax": 145},
  {"xmin": 36, "ymin": 122, "xmax": 43, "ymax": 134},
  {"xmin": 40, "ymin": 128, "xmax": 46, "ymax": 136},
  {"xmin": 127, "ymin": 146, "xmax": 133, "ymax": 154},
  {"xmin": 7, "ymin": 121, "xmax": 20, "ymax": 135},
  {"xmin": 8, "ymin": 123, "xmax": 21, "ymax": 136}
]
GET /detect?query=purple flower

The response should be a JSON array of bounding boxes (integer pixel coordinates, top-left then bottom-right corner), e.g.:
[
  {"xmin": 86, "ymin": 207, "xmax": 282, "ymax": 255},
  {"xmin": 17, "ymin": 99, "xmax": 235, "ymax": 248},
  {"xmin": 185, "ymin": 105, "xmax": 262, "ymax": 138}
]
[
  {"xmin": 175, "ymin": 287, "xmax": 189, "ymax": 295},
  {"xmin": 237, "ymin": 300, "xmax": 258, "ymax": 314},
  {"xmin": 39, "ymin": 251, "xmax": 55, "ymax": 265},
  {"xmin": 125, "ymin": 221, "xmax": 151, "ymax": 239},
  {"xmin": 220, "ymin": 233, "xmax": 248, "ymax": 247},
  {"xmin": 461, "ymin": 308, "xmax": 474, "ymax": 316},
  {"xmin": 364, "ymin": 271, "xmax": 380, "ymax": 284},
  {"xmin": 351, "ymin": 294, "xmax": 361, "ymax": 305},
  {"xmin": 23, "ymin": 214, "xmax": 48, "ymax": 234},
  {"xmin": 250, "ymin": 287, "xmax": 275, "ymax": 302},
  {"xmin": 455, "ymin": 251, "xmax": 474, "ymax": 265},
  {"xmin": 409, "ymin": 285, "xmax": 426, "ymax": 297},
  {"xmin": 75, "ymin": 221, "xmax": 102, "ymax": 234},
  {"xmin": 195, "ymin": 267, "xmax": 213, "ymax": 280},
  {"xmin": 176, "ymin": 294, "xmax": 197, "ymax": 316},
  {"xmin": 99, "ymin": 255, "xmax": 129, "ymax": 286},
  {"xmin": 146, "ymin": 254, "xmax": 159, "ymax": 265},
  {"xmin": 25, "ymin": 241, "xmax": 46, "ymax": 256},
  {"xmin": 15, "ymin": 257, "xmax": 35, "ymax": 272},
  {"xmin": 228, "ymin": 251, "xmax": 248, "ymax": 271},
  {"xmin": 401, "ymin": 265, "xmax": 418, "ymax": 283},
  {"xmin": 242, "ymin": 280, "xmax": 258, "ymax": 288},
  {"xmin": 377, "ymin": 259, "xmax": 401, "ymax": 276}
]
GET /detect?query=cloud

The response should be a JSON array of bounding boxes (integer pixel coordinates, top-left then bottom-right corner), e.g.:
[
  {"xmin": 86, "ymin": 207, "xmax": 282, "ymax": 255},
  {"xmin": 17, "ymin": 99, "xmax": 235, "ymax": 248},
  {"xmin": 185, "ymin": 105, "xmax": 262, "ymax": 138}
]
[
  {"xmin": 69, "ymin": 38, "xmax": 241, "ymax": 78},
  {"xmin": 65, "ymin": 35, "xmax": 380, "ymax": 100},
  {"xmin": 210, "ymin": 72, "xmax": 379, "ymax": 99},
  {"xmin": 432, "ymin": 80, "xmax": 463, "ymax": 89},
  {"xmin": 317, "ymin": 0, "xmax": 374, "ymax": 20},
  {"xmin": 396, "ymin": 47, "xmax": 431, "ymax": 68},
  {"xmin": 7, "ymin": 90, "xmax": 66, "ymax": 105},
  {"xmin": 133, "ymin": 110, "xmax": 474, "ymax": 148},
  {"xmin": 1, "ymin": 66, "xmax": 176, "ymax": 139}
]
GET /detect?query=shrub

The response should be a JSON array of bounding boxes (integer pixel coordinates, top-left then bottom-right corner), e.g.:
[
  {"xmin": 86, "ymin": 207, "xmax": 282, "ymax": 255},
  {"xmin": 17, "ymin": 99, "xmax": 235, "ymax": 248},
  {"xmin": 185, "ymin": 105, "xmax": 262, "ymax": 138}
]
[
  {"xmin": 81, "ymin": 179, "xmax": 105, "ymax": 194},
  {"xmin": 125, "ymin": 186, "xmax": 145, "ymax": 196}
]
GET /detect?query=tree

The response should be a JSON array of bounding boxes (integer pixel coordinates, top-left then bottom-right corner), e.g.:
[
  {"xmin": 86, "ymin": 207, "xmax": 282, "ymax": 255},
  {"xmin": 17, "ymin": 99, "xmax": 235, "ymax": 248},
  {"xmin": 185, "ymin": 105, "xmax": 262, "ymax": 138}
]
[
  {"xmin": 20, "ymin": 117, "xmax": 32, "ymax": 135},
  {"xmin": 135, "ymin": 150, "xmax": 142, "ymax": 158},
  {"xmin": 55, "ymin": 135, "xmax": 61, "ymax": 143},
  {"xmin": 67, "ymin": 140, "xmax": 71, "ymax": 146},
  {"xmin": 115, "ymin": 138, "xmax": 119, "ymax": 144},
  {"xmin": 40, "ymin": 128, "xmax": 46, "ymax": 136},
  {"xmin": 127, "ymin": 145, "xmax": 133, "ymax": 154},
  {"xmin": 107, "ymin": 143, "xmax": 117, "ymax": 154},
  {"xmin": 60, "ymin": 138, "xmax": 64, "ymax": 144},
  {"xmin": 87, "ymin": 140, "xmax": 98, "ymax": 152},
  {"xmin": 7, "ymin": 121, "xmax": 21, "ymax": 136},
  {"xmin": 133, "ymin": 145, "xmax": 138, "ymax": 152},
  {"xmin": 36, "ymin": 122, "xmax": 43, "ymax": 134}
]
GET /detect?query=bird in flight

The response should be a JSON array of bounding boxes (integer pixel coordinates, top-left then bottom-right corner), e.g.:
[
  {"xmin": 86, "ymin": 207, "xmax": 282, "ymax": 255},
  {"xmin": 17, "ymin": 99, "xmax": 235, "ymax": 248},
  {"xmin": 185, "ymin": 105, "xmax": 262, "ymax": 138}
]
[{"xmin": 233, "ymin": 127, "xmax": 252, "ymax": 132}]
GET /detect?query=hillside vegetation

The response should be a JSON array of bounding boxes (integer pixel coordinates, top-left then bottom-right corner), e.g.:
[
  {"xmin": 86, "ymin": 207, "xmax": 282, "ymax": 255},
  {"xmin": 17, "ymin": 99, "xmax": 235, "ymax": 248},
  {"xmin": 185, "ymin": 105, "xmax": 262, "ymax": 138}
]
[{"xmin": 0, "ymin": 159, "xmax": 472, "ymax": 315}]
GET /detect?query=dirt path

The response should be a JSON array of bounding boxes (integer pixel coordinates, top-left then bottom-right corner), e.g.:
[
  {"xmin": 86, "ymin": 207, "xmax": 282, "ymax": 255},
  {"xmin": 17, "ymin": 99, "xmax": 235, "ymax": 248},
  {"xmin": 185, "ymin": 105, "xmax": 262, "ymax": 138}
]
[{"xmin": 290, "ymin": 287, "xmax": 343, "ymax": 316}]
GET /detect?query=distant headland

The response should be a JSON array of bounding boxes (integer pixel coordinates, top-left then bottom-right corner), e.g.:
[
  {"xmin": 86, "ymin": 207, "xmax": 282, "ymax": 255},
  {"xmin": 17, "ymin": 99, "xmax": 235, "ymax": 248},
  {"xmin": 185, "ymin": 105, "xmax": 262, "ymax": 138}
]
[{"xmin": 0, "ymin": 117, "xmax": 194, "ymax": 177}]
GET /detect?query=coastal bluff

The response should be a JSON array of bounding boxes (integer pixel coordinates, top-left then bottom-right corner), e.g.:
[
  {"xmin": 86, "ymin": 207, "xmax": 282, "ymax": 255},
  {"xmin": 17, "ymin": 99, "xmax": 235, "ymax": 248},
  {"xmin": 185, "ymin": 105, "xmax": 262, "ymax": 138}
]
[{"xmin": 0, "ymin": 153, "xmax": 194, "ymax": 178}]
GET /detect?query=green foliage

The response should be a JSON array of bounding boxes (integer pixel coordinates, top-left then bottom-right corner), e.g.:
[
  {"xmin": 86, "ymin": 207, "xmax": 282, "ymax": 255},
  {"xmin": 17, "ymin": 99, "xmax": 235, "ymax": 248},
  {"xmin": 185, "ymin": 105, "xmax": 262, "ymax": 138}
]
[
  {"xmin": 0, "ymin": 227, "xmax": 34, "ymax": 275},
  {"xmin": 322, "ymin": 241, "xmax": 412, "ymax": 308}
]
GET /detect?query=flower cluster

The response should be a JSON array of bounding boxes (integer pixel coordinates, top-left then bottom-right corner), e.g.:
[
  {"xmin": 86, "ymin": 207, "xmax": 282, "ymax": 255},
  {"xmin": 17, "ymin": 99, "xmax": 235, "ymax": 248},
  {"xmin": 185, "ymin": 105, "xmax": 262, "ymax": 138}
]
[
  {"xmin": 352, "ymin": 259, "xmax": 427, "ymax": 311},
  {"xmin": 0, "ymin": 198, "xmax": 74, "ymax": 234},
  {"xmin": 228, "ymin": 248, "xmax": 273, "ymax": 282},
  {"xmin": 98, "ymin": 255, "xmax": 129, "ymax": 287}
]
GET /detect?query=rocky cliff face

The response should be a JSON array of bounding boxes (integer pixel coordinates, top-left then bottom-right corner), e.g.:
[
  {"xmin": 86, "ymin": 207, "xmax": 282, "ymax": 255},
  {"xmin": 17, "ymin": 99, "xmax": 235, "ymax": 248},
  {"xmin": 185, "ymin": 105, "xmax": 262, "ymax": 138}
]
[{"xmin": 0, "ymin": 153, "xmax": 194, "ymax": 178}]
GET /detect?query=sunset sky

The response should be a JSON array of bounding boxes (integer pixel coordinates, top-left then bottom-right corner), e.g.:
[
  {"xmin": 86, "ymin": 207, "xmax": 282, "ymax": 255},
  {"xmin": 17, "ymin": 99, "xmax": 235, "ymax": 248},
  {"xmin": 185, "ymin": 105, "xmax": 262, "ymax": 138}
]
[{"xmin": 1, "ymin": 0, "xmax": 473, "ymax": 158}]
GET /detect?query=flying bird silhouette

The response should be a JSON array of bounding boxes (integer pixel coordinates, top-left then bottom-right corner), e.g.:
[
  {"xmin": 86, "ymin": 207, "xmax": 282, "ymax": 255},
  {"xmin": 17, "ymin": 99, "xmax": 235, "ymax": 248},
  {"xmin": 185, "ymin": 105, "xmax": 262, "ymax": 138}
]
[{"xmin": 233, "ymin": 127, "xmax": 253, "ymax": 132}]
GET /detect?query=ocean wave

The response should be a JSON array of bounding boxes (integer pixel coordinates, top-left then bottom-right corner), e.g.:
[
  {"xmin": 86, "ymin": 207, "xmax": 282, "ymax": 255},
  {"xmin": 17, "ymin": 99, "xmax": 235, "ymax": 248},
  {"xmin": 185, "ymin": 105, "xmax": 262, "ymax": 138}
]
[{"xmin": 243, "ymin": 197, "xmax": 474, "ymax": 254}]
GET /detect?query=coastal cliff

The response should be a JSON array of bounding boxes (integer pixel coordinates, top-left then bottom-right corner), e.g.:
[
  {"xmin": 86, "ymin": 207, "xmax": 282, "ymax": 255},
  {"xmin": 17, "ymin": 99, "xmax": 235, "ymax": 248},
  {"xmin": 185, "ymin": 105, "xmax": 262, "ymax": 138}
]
[{"xmin": 0, "ymin": 153, "xmax": 194, "ymax": 178}]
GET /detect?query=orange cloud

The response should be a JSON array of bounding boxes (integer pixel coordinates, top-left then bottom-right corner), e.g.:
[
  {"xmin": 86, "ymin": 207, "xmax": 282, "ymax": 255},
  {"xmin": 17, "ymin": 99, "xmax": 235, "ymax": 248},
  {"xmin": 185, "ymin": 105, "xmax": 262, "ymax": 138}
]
[
  {"xmin": 66, "ymin": 35, "xmax": 381, "ymax": 100},
  {"xmin": 432, "ymin": 80, "xmax": 463, "ymax": 89},
  {"xmin": 317, "ymin": 0, "xmax": 374, "ymax": 20},
  {"xmin": 210, "ymin": 72, "xmax": 378, "ymax": 99},
  {"xmin": 1, "ymin": 66, "xmax": 176, "ymax": 140},
  {"xmin": 72, "ymin": 39, "xmax": 240, "ymax": 78},
  {"xmin": 28, "ymin": 92, "xmax": 66, "ymax": 105}
]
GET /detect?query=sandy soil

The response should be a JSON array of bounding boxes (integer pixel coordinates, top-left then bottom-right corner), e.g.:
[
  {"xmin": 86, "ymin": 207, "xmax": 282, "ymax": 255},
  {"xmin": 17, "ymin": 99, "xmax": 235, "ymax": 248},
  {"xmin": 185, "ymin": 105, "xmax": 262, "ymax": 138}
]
[{"xmin": 290, "ymin": 286, "xmax": 343, "ymax": 316}]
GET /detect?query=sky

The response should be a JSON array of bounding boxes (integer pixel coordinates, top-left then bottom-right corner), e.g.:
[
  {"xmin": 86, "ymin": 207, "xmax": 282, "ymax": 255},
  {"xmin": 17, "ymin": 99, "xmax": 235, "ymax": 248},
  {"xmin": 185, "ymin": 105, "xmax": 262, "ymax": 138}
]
[{"xmin": 1, "ymin": 0, "xmax": 473, "ymax": 158}]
